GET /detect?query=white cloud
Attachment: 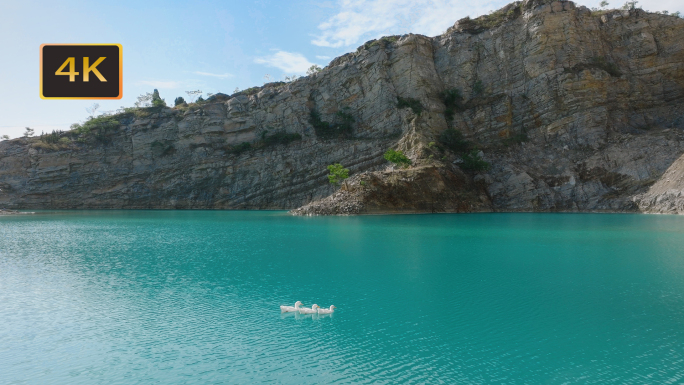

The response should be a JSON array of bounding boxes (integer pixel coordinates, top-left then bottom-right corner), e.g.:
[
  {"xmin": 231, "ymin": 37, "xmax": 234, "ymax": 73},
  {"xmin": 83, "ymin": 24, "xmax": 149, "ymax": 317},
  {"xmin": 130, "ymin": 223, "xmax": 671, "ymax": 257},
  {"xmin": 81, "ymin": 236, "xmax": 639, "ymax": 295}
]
[
  {"xmin": 313, "ymin": 0, "xmax": 684, "ymax": 48},
  {"xmin": 316, "ymin": 55, "xmax": 331, "ymax": 60},
  {"xmin": 137, "ymin": 80, "xmax": 181, "ymax": 89},
  {"xmin": 254, "ymin": 50, "xmax": 316, "ymax": 73},
  {"xmin": 193, "ymin": 71, "xmax": 233, "ymax": 79},
  {"xmin": 312, "ymin": 0, "xmax": 512, "ymax": 47}
]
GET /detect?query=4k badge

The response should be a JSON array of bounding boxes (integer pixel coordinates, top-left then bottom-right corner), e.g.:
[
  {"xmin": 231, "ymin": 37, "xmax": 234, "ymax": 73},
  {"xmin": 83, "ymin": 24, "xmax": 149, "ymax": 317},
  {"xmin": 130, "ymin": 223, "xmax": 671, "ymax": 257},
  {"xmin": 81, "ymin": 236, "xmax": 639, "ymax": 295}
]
[{"xmin": 40, "ymin": 44, "xmax": 122, "ymax": 99}]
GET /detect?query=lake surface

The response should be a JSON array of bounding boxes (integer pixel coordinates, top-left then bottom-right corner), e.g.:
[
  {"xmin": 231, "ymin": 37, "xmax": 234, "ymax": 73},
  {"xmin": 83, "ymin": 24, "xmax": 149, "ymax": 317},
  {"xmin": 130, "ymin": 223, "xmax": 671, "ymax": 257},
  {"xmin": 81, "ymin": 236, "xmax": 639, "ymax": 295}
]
[{"xmin": 2, "ymin": 211, "xmax": 684, "ymax": 384}]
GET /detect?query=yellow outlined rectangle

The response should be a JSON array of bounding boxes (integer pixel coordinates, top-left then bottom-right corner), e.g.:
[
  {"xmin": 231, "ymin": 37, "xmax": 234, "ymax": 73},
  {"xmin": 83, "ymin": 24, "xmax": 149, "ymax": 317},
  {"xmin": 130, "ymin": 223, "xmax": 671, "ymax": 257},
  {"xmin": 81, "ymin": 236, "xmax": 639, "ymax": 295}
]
[{"xmin": 40, "ymin": 43, "xmax": 122, "ymax": 100}]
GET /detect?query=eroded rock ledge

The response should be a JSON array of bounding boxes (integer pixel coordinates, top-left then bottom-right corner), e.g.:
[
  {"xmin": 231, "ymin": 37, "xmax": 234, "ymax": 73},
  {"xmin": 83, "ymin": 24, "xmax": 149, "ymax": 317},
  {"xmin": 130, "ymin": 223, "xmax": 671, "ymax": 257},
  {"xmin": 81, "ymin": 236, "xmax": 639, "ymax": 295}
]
[{"xmin": 291, "ymin": 164, "xmax": 492, "ymax": 215}]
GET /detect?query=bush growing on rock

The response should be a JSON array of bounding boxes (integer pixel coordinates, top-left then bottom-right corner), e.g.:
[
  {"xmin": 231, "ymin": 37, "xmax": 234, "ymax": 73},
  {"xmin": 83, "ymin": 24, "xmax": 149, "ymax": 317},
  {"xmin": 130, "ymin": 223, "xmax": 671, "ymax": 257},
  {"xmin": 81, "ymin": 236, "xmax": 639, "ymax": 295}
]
[
  {"xmin": 327, "ymin": 163, "xmax": 349, "ymax": 185},
  {"xmin": 40, "ymin": 130, "xmax": 61, "ymax": 144},
  {"xmin": 384, "ymin": 149, "xmax": 412, "ymax": 167},
  {"xmin": 440, "ymin": 88, "xmax": 464, "ymax": 120},
  {"xmin": 151, "ymin": 89, "xmax": 166, "ymax": 107},
  {"xmin": 70, "ymin": 115, "xmax": 120, "ymax": 136},
  {"xmin": 174, "ymin": 96, "xmax": 186, "ymax": 106},
  {"xmin": 461, "ymin": 150, "xmax": 490, "ymax": 171},
  {"xmin": 309, "ymin": 108, "xmax": 354, "ymax": 139},
  {"xmin": 397, "ymin": 96, "xmax": 423, "ymax": 115},
  {"xmin": 439, "ymin": 128, "xmax": 471, "ymax": 153},
  {"xmin": 306, "ymin": 65, "xmax": 322, "ymax": 75}
]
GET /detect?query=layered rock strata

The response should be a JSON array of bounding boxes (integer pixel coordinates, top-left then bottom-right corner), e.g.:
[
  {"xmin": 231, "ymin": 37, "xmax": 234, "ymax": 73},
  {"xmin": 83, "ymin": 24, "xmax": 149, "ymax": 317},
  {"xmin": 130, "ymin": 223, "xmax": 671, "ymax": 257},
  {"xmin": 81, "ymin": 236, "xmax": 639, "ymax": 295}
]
[{"xmin": 0, "ymin": 0, "xmax": 683, "ymax": 214}]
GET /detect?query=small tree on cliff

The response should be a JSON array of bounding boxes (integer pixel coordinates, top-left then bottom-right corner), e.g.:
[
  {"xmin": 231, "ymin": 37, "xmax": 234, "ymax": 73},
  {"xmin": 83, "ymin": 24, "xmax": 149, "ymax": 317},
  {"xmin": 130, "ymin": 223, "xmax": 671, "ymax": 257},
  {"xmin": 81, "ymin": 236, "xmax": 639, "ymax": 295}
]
[
  {"xmin": 23, "ymin": 127, "xmax": 34, "ymax": 138},
  {"xmin": 327, "ymin": 163, "xmax": 349, "ymax": 188},
  {"xmin": 307, "ymin": 65, "xmax": 322, "ymax": 75},
  {"xmin": 384, "ymin": 149, "xmax": 412, "ymax": 168},
  {"xmin": 151, "ymin": 89, "xmax": 166, "ymax": 107}
]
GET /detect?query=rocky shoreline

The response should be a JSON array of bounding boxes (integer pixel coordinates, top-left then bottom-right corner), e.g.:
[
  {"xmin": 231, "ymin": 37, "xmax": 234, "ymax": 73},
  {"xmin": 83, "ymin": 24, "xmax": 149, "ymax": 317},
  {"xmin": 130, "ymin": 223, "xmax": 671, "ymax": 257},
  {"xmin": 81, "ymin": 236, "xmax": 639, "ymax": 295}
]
[{"xmin": 0, "ymin": 209, "xmax": 34, "ymax": 215}]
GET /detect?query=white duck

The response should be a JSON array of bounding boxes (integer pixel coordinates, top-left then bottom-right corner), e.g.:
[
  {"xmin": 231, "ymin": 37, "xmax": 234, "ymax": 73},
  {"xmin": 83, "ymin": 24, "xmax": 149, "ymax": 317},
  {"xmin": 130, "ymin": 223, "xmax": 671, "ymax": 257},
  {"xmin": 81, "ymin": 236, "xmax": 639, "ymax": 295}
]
[
  {"xmin": 298, "ymin": 304, "xmax": 320, "ymax": 314},
  {"xmin": 318, "ymin": 305, "xmax": 336, "ymax": 314},
  {"xmin": 280, "ymin": 301, "xmax": 304, "ymax": 313}
]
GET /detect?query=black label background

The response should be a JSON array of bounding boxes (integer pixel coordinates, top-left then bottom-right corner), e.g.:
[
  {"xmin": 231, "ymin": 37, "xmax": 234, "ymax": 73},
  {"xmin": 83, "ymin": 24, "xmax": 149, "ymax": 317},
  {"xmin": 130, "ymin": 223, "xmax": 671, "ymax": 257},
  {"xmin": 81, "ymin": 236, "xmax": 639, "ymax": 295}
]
[{"xmin": 42, "ymin": 45, "xmax": 120, "ymax": 98}]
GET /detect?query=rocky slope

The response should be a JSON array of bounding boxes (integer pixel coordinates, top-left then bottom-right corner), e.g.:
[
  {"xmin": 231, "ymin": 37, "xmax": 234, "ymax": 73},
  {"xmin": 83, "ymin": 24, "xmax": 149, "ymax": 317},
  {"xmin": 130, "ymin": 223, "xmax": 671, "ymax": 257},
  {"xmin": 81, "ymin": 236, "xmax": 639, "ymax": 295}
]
[{"xmin": 1, "ymin": 0, "xmax": 684, "ymax": 214}]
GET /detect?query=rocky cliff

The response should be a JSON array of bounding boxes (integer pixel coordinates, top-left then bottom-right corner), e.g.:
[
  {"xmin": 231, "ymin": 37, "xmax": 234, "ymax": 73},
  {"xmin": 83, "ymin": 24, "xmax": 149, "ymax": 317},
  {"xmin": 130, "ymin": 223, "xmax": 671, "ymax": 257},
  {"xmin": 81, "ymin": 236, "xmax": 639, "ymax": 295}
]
[{"xmin": 1, "ymin": 0, "xmax": 684, "ymax": 214}]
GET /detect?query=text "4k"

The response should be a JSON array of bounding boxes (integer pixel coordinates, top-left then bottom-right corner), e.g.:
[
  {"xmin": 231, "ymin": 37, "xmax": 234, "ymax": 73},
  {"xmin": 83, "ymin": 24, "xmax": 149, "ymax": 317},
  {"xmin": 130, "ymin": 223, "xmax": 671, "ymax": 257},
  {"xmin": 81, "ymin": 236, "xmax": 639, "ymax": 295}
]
[{"xmin": 56, "ymin": 57, "xmax": 107, "ymax": 82}]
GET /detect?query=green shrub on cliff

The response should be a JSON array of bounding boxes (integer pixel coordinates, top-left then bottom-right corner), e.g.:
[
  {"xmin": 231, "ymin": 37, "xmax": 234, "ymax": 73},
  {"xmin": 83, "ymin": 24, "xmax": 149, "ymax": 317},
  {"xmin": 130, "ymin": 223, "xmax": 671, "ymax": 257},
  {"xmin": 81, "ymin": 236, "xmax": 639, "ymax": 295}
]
[
  {"xmin": 440, "ymin": 89, "xmax": 464, "ymax": 120},
  {"xmin": 309, "ymin": 108, "xmax": 354, "ymax": 139},
  {"xmin": 151, "ymin": 89, "xmax": 166, "ymax": 107},
  {"xmin": 327, "ymin": 163, "xmax": 349, "ymax": 185},
  {"xmin": 439, "ymin": 128, "xmax": 471, "ymax": 153},
  {"xmin": 384, "ymin": 149, "xmax": 412, "ymax": 167},
  {"xmin": 70, "ymin": 115, "xmax": 120, "ymax": 136},
  {"xmin": 397, "ymin": 97, "xmax": 423, "ymax": 115},
  {"xmin": 461, "ymin": 150, "xmax": 490, "ymax": 171}
]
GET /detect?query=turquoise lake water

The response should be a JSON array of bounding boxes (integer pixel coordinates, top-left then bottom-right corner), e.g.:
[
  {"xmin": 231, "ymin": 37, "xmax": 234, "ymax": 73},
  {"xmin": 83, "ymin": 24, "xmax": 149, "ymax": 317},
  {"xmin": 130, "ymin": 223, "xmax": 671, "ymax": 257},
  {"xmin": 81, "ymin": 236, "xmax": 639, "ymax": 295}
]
[{"xmin": 2, "ymin": 211, "xmax": 684, "ymax": 384}]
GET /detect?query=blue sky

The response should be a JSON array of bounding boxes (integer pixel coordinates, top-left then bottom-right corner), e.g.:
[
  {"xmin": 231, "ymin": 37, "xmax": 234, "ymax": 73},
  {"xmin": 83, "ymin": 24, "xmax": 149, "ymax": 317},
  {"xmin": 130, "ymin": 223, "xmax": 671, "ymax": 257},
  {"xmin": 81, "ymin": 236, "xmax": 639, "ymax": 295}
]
[{"xmin": 1, "ymin": 0, "xmax": 681, "ymax": 138}]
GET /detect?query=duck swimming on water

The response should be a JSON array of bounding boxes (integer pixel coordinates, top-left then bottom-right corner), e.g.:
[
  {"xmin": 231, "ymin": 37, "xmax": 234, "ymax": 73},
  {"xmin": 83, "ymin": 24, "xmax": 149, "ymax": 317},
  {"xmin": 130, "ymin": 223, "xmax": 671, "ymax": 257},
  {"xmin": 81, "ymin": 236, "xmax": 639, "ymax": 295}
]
[
  {"xmin": 317, "ymin": 305, "xmax": 336, "ymax": 314},
  {"xmin": 298, "ymin": 304, "xmax": 320, "ymax": 314},
  {"xmin": 280, "ymin": 301, "xmax": 303, "ymax": 313}
]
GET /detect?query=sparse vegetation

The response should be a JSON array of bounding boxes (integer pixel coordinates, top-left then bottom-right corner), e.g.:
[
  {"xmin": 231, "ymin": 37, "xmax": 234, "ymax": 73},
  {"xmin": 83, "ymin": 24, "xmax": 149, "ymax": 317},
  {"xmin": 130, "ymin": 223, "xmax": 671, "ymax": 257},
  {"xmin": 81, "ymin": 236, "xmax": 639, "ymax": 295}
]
[
  {"xmin": 174, "ymin": 96, "xmax": 186, "ymax": 106},
  {"xmin": 327, "ymin": 163, "xmax": 349, "ymax": 185},
  {"xmin": 622, "ymin": 1, "xmax": 639, "ymax": 10},
  {"xmin": 241, "ymin": 87, "xmax": 261, "ymax": 96},
  {"xmin": 306, "ymin": 65, "xmax": 322, "ymax": 75},
  {"xmin": 1, "ymin": 135, "xmax": 9, "ymax": 140},
  {"xmin": 472, "ymin": 80, "xmax": 485, "ymax": 96},
  {"xmin": 440, "ymin": 88, "xmax": 464, "ymax": 121},
  {"xmin": 384, "ymin": 149, "xmax": 412, "ymax": 167},
  {"xmin": 461, "ymin": 149, "xmax": 491, "ymax": 171},
  {"xmin": 23, "ymin": 127, "xmax": 34, "ymax": 138},
  {"xmin": 365, "ymin": 35, "xmax": 400, "ymax": 49},
  {"xmin": 439, "ymin": 128, "xmax": 471, "ymax": 153},
  {"xmin": 309, "ymin": 108, "xmax": 355, "ymax": 139},
  {"xmin": 185, "ymin": 90, "xmax": 203, "ymax": 103},
  {"xmin": 397, "ymin": 97, "xmax": 423, "ymax": 115},
  {"xmin": 40, "ymin": 130, "xmax": 61, "ymax": 144},
  {"xmin": 438, "ymin": 128, "xmax": 490, "ymax": 171},
  {"xmin": 451, "ymin": 3, "xmax": 522, "ymax": 34},
  {"xmin": 70, "ymin": 115, "xmax": 120, "ymax": 136}
]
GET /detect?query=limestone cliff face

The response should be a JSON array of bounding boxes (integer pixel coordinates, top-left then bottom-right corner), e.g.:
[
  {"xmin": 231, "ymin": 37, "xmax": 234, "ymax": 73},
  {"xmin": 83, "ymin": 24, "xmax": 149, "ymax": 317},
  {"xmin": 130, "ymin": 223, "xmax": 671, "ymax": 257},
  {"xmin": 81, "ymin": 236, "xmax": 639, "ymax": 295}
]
[{"xmin": 1, "ymin": 0, "xmax": 684, "ymax": 213}]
